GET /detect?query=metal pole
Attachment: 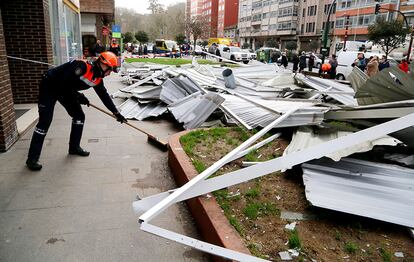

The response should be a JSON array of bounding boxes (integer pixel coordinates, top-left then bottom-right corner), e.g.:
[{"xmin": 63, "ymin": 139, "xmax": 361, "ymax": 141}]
[
  {"xmin": 344, "ymin": 15, "xmax": 350, "ymax": 50},
  {"xmin": 321, "ymin": 0, "xmax": 337, "ymax": 64}
]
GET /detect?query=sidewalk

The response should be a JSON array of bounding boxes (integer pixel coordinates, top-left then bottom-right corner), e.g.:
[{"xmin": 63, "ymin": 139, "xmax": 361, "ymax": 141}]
[{"xmin": 0, "ymin": 75, "xmax": 209, "ymax": 261}]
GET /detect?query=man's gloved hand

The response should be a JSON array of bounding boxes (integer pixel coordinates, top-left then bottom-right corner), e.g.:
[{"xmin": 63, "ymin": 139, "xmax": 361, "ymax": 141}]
[
  {"xmin": 114, "ymin": 112, "xmax": 127, "ymax": 123},
  {"xmin": 77, "ymin": 93, "xmax": 90, "ymax": 106}
]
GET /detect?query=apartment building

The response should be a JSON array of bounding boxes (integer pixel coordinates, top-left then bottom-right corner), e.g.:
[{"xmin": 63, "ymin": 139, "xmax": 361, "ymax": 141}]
[
  {"xmin": 298, "ymin": 0, "xmax": 336, "ymax": 52},
  {"xmin": 400, "ymin": 0, "xmax": 414, "ymax": 26},
  {"xmin": 238, "ymin": 0, "xmax": 300, "ymax": 50},
  {"xmin": 333, "ymin": 0, "xmax": 397, "ymax": 42},
  {"xmin": 217, "ymin": 0, "xmax": 239, "ymax": 38},
  {"xmin": 201, "ymin": 0, "xmax": 219, "ymax": 37}
]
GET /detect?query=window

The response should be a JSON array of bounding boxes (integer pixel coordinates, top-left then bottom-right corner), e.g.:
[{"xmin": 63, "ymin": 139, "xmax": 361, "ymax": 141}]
[{"xmin": 307, "ymin": 5, "xmax": 317, "ymax": 16}]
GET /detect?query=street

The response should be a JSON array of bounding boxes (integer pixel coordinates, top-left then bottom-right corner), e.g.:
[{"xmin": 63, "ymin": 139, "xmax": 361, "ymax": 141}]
[{"xmin": 0, "ymin": 74, "xmax": 209, "ymax": 262}]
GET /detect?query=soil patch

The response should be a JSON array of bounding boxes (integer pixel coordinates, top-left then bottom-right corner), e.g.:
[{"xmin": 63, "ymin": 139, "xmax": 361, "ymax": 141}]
[{"xmin": 180, "ymin": 127, "xmax": 414, "ymax": 261}]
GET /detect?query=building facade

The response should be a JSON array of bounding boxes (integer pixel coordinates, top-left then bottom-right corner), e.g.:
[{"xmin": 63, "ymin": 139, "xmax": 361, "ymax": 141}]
[
  {"xmin": 202, "ymin": 0, "xmax": 219, "ymax": 38},
  {"xmin": 400, "ymin": 0, "xmax": 414, "ymax": 26},
  {"xmin": 298, "ymin": 0, "xmax": 336, "ymax": 53},
  {"xmin": 238, "ymin": 0, "xmax": 300, "ymax": 50},
  {"xmin": 79, "ymin": 0, "xmax": 115, "ymax": 56},
  {"xmin": 217, "ymin": 0, "xmax": 239, "ymax": 38},
  {"xmin": 333, "ymin": 0, "xmax": 397, "ymax": 43}
]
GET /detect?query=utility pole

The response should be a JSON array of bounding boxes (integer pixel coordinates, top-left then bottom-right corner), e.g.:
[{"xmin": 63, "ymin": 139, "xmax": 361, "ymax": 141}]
[
  {"xmin": 321, "ymin": 0, "xmax": 337, "ymax": 64},
  {"xmin": 344, "ymin": 15, "xmax": 350, "ymax": 51}
]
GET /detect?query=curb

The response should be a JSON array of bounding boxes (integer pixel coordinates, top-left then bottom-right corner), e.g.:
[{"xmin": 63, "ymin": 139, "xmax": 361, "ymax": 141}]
[{"xmin": 168, "ymin": 130, "xmax": 251, "ymax": 261}]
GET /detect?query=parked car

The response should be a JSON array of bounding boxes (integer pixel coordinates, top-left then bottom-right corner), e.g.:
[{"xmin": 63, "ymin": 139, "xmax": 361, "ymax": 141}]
[
  {"xmin": 241, "ymin": 49, "xmax": 257, "ymax": 60},
  {"xmin": 335, "ymin": 50, "xmax": 397, "ymax": 80},
  {"xmin": 255, "ymin": 47, "xmax": 281, "ymax": 62},
  {"xmin": 219, "ymin": 46, "xmax": 251, "ymax": 64}
]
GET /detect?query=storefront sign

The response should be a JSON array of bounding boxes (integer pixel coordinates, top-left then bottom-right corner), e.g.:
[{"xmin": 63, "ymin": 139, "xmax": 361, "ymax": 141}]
[{"xmin": 112, "ymin": 24, "xmax": 121, "ymax": 38}]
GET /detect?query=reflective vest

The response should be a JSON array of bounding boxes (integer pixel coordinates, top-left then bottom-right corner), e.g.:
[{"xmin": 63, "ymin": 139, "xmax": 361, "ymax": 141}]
[
  {"xmin": 111, "ymin": 43, "xmax": 119, "ymax": 49},
  {"xmin": 79, "ymin": 61, "xmax": 102, "ymax": 87}
]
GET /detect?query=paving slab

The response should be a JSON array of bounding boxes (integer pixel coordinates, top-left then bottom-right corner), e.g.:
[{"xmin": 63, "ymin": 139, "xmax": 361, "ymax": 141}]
[{"xmin": 0, "ymin": 74, "xmax": 210, "ymax": 262}]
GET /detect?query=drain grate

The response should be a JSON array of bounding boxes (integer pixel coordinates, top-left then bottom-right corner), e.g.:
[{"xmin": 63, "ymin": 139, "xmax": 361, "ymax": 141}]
[{"xmin": 88, "ymin": 138, "xmax": 99, "ymax": 143}]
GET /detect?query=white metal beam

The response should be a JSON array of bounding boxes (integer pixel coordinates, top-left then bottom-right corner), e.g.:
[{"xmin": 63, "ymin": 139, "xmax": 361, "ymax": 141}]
[{"xmin": 138, "ymin": 105, "xmax": 305, "ymax": 223}]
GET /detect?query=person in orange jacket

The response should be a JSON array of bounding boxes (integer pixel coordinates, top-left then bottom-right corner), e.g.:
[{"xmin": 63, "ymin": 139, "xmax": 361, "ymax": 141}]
[
  {"xmin": 109, "ymin": 39, "xmax": 120, "ymax": 56},
  {"xmin": 26, "ymin": 52, "xmax": 127, "ymax": 171},
  {"xmin": 399, "ymin": 59, "xmax": 409, "ymax": 73}
]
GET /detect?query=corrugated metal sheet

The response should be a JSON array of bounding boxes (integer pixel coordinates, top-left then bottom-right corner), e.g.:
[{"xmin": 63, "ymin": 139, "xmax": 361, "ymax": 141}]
[
  {"xmin": 302, "ymin": 158, "xmax": 414, "ymax": 228},
  {"xmin": 118, "ymin": 99, "xmax": 167, "ymax": 120},
  {"xmin": 168, "ymin": 92, "xmax": 225, "ymax": 129},
  {"xmin": 160, "ymin": 75, "xmax": 203, "ymax": 105},
  {"xmin": 295, "ymin": 74, "xmax": 358, "ymax": 106},
  {"xmin": 356, "ymin": 65, "xmax": 414, "ymax": 105},
  {"xmin": 220, "ymin": 94, "xmax": 327, "ymax": 129},
  {"xmin": 284, "ymin": 127, "xmax": 400, "ymax": 161}
]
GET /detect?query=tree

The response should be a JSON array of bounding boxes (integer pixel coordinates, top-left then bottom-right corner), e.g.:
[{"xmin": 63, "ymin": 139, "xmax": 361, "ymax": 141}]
[
  {"xmin": 175, "ymin": 33, "xmax": 186, "ymax": 45},
  {"xmin": 285, "ymin": 41, "xmax": 298, "ymax": 52},
  {"xmin": 308, "ymin": 40, "xmax": 319, "ymax": 53},
  {"xmin": 148, "ymin": 0, "xmax": 164, "ymax": 14},
  {"xmin": 135, "ymin": 31, "xmax": 149, "ymax": 44},
  {"xmin": 123, "ymin": 32, "xmax": 135, "ymax": 43},
  {"xmin": 368, "ymin": 17, "xmax": 411, "ymax": 58},
  {"xmin": 266, "ymin": 38, "xmax": 278, "ymax": 48},
  {"xmin": 185, "ymin": 15, "xmax": 209, "ymax": 51},
  {"xmin": 242, "ymin": 42, "xmax": 250, "ymax": 49}
]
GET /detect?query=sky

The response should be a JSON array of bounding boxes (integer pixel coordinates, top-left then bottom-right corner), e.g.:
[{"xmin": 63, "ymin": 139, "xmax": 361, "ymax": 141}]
[{"xmin": 115, "ymin": 0, "xmax": 185, "ymax": 14}]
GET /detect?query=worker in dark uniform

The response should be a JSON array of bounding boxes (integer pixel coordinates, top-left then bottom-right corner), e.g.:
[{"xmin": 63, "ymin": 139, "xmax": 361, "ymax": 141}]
[
  {"xmin": 109, "ymin": 39, "xmax": 120, "ymax": 56},
  {"xmin": 26, "ymin": 51, "xmax": 127, "ymax": 171}
]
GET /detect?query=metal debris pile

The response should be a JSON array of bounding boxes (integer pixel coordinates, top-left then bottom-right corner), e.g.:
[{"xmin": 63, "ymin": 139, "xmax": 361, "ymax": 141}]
[{"xmin": 124, "ymin": 59, "xmax": 414, "ymax": 261}]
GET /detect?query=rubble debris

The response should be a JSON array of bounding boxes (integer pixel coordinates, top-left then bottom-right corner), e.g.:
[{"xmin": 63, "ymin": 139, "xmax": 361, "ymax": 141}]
[
  {"xmin": 280, "ymin": 211, "xmax": 316, "ymax": 221},
  {"xmin": 394, "ymin": 252, "xmax": 404, "ymax": 258},
  {"xmin": 278, "ymin": 251, "xmax": 293, "ymax": 261},
  {"xmin": 284, "ymin": 222, "xmax": 297, "ymax": 231}
]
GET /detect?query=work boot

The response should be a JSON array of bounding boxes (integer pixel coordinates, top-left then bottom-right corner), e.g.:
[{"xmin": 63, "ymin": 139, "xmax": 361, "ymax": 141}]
[
  {"xmin": 27, "ymin": 127, "xmax": 47, "ymax": 171},
  {"xmin": 69, "ymin": 120, "xmax": 88, "ymax": 156},
  {"xmin": 26, "ymin": 159, "xmax": 43, "ymax": 171},
  {"xmin": 69, "ymin": 146, "xmax": 90, "ymax": 156}
]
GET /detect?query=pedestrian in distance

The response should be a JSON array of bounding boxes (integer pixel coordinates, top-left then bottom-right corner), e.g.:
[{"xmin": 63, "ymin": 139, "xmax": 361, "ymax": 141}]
[
  {"xmin": 109, "ymin": 39, "xmax": 120, "ymax": 56},
  {"xmin": 379, "ymin": 55, "xmax": 390, "ymax": 71},
  {"xmin": 353, "ymin": 53, "xmax": 366, "ymax": 71},
  {"xmin": 259, "ymin": 49, "xmax": 266, "ymax": 63},
  {"xmin": 328, "ymin": 54, "xmax": 338, "ymax": 79},
  {"xmin": 138, "ymin": 44, "xmax": 143, "ymax": 56},
  {"xmin": 366, "ymin": 56, "xmax": 379, "ymax": 77},
  {"xmin": 281, "ymin": 52, "xmax": 288, "ymax": 69},
  {"xmin": 299, "ymin": 51, "xmax": 307, "ymax": 73},
  {"xmin": 26, "ymin": 52, "xmax": 128, "ymax": 171},
  {"xmin": 143, "ymin": 44, "xmax": 148, "ymax": 55},
  {"xmin": 292, "ymin": 53, "xmax": 299, "ymax": 73},
  {"xmin": 94, "ymin": 40, "xmax": 105, "ymax": 56},
  {"xmin": 399, "ymin": 59, "xmax": 409, "ymax": 73},
  {"xmin": 308, "ymin": 53, "xmax": 315, "ymax": 72}
]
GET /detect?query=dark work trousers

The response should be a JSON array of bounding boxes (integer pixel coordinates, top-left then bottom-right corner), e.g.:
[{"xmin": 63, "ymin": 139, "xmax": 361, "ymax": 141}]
[{"xmin": 27, "ymin": 78, "xmax": 85, "ymax": 161}]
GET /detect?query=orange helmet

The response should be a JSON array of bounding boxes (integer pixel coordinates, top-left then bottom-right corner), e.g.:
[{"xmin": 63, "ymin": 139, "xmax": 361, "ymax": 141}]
[
  {"xmin": 98, "ymin": 51, "xmax": 119, "ymax": 72},
  {"xmin": 321, "ymin": 63, "xmax": 332, "ymax": 72}
]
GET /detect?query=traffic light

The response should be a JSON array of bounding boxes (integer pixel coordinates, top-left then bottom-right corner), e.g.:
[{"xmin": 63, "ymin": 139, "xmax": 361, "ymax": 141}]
[{"xmin": 375, "ymin": 3, "xmax": 381, "ymax": 15}]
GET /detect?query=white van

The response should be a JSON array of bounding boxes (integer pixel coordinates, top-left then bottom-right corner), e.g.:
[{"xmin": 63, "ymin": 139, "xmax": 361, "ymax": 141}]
[{"xmin": 335, "ymin": 50, "xmax": 396, "ymax": 80}]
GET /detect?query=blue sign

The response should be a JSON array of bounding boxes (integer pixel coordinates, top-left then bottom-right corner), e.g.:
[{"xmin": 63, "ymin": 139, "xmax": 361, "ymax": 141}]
[{"xmin": 112, "ymin": 25, "xmax": 121, "ymax": 33}]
